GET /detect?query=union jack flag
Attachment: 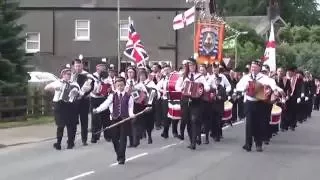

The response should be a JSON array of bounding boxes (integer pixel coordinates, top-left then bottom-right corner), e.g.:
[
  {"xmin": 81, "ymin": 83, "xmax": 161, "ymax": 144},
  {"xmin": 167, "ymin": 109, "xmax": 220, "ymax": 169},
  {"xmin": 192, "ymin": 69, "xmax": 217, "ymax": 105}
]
[{"xmin": 123, "ymin": 23, "xmax": 149, "ymax": 65}]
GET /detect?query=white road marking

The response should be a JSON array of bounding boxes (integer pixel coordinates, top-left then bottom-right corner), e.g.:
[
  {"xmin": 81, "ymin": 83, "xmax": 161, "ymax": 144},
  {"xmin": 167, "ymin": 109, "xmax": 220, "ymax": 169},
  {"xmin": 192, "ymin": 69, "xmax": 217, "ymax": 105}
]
[
  {"xmin": 65, "ymin": 171, "xmax": 95, "ymax": 180},
  {"xmin": 160, "ymin": 143, "xmax": 177, "ymax": 149},
  {"xmin": 109, "ymin": 152, "xmax": 148, "ymax": 167}
]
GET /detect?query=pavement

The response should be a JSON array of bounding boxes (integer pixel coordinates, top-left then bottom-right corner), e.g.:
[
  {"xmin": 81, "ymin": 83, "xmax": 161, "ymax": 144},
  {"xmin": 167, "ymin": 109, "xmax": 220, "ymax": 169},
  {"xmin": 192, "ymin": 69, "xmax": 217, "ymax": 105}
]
[{"xmin": 0, "ymin": 112, "xmax": 320, "ymax": 180}]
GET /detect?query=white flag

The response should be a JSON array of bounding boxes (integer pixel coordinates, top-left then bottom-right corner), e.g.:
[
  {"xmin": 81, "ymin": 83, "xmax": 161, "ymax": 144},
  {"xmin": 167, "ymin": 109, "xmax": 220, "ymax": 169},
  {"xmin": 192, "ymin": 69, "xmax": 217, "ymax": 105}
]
[
  {"xmin": 263, "ymin": 22, "xmax": 276, "ymax": 72},
  {"xmin": 173, "ymin": 6, "xmax": 195, "ymax": 30}
]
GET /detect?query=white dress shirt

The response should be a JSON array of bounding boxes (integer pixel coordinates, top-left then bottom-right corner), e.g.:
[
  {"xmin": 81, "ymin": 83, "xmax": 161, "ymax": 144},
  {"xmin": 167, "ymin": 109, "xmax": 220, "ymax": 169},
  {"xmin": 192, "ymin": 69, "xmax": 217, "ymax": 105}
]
[
  {"xmin": 208, "ymin": 73, "xmax": 231, "ymax": 93},
  {"xmin": 95, "ymin": 91, "xmax": 134, "ymax": 118},
  {"xmin": 175, "ymin": 72, "xmax": 210, "ymax": 92},
  {"xmin": 45, "ymin": 79, "xmax": 80, "ymax": 102},
  {"xmin": 236, "ymin": 73, "xmax": 282, "ymax": 101},
  {"xmin": 156, "ymin": 76, "xmax": 169, "ymax": 99}
]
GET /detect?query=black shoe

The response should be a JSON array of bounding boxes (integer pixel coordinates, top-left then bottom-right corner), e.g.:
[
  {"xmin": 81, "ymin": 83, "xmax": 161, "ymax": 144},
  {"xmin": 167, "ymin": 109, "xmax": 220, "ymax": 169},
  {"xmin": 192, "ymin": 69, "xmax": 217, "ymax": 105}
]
[
  {"xmin": 187, "ymin": 144, "xmax": 196, "ymax": 150},
  {"xmin": 196, "ymin": 139, "xmax": 202, "ymax": 145},
  {"xmin": 83, "ymin": 142, "xmax": 88, "ymax": 146},
  {"xmin": 91, "ymin": 139, "xmax": 97, "ymax": 143},
  {"xmin": 67, "ymin": 143, "xmax": 74, "ymax": 149},
  {"xmin": 161, "ymin": 133, "xmax": 168, "ymax": 139},
  {"xmin": 264, "ymin": 141, "xmax": 269, "ymax": 145},
  {"xmin": 105, "ymin": 138, "xmax": 111, "ymax": 142},
  {"xmin": 118, "ymin": 159, "xmax": 125, "ymax": 165},
  {"xmin": 290, "ymin": 127, "xmax": 295, "ymax": 131},
  {"xmin": 53, "ymin": 143, "xmax": 61, "ymax": 150},
  {"xmin": 256, "ymin": 146, "xmax": 263, "ymax": 152},
  {"xmin": 242, "ymin": 145, "xmax": 251, "ymax": 152},
  {"xmin": 178, "ymin": 135, "xmax": 184, "ymax": 140},
  {"xmin": 214, "ymin": 138, "xmax": 220, "ymax": 142},
  {"xmin": 148, "ymin": 138, "xmax": 153, "ymax": 144}
]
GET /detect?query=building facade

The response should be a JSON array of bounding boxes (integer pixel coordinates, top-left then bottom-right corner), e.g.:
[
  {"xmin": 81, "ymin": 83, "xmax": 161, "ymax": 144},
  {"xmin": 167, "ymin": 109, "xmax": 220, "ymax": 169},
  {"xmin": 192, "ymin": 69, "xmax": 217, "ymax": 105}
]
[{"xmin": 19, "ymin": 0, "xmax": 281, "ymax": 73}]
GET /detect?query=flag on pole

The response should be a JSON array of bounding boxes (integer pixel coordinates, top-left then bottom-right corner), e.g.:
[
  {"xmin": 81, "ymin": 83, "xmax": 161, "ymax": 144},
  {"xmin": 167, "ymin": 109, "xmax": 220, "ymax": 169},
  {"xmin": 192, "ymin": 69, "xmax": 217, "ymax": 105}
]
[
  {"xmin": 123, "ymin": 22, "xmax": 149, "ymax": 65},
  {"xmin": 173, "ymin": 6, "xmax": 195, "ymax": 30},
  {"xmin": 262, "ymin": 22, "xmax": 276, "ymax": 72}
]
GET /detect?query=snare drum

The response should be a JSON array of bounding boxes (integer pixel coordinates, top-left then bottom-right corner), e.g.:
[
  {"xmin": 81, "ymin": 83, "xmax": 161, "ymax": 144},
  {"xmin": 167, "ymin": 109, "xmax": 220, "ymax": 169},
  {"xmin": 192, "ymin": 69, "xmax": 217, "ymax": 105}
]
[
  {"xmin": 223, "ymin": 101, "xmax": 233, "ymax": 121},
  {"xmin": 167, "ymin": 72, "xmax": 182, "ymax": 100},
  {"xmin": 270, "ymin": 105, "xmax": 282, "ymax": 125}
]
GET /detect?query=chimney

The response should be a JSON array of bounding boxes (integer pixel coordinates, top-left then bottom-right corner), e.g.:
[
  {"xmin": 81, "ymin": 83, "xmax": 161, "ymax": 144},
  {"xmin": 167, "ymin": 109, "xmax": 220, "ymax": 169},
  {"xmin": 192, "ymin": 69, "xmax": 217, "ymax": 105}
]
[{"xmin": 268, "ymin": 0, "xmax": 280, "ymax": 20}]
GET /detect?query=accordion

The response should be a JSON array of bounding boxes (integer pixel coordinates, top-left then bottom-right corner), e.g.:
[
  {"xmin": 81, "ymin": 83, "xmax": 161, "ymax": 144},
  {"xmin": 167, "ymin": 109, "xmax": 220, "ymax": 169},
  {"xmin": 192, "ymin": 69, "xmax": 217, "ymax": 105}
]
[
  {"xmin": 182, "ymin": 81, "xmax": 204, "ymax": 98},
  {"xmin": 58, "ymin": 82, "xmax": 80, "ymax": 103},
  {"xmin": 131, "ymin": 89, "xmax": 148, "ymax": 104},
  {"xmin": 93, "ymin": 82, "xmax": 112, "ymax": 97},
  {"xmin": 247, "ymin": 81, "xmax": 272, "ymax": 101},
  {"xmin": 202, "ymin": 88, "xmax": 216, "ymax": 102}
]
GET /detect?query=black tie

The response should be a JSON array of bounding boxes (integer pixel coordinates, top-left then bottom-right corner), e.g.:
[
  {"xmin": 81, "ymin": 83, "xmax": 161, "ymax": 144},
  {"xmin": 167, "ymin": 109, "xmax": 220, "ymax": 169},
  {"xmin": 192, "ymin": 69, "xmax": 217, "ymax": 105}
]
[
  {"xmin": 119, "ymin": 93, "xmax": 123, "ymax": 101},
  {"xmin": 190, "ymin": 74, "xmax": 194, "ymax": 81}
]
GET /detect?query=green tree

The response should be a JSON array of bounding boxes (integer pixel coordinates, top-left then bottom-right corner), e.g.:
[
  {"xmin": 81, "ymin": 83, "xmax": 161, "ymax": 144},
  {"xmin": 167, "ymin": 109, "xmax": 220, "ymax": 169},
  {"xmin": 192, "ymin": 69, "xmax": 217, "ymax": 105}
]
[
  {"xmin": 0, "ymin": 0, "xmax": 27, "ymax": 93},
  {"xmin": 217, "ymin": 0, "xmax": 320, "ymax": 26}
]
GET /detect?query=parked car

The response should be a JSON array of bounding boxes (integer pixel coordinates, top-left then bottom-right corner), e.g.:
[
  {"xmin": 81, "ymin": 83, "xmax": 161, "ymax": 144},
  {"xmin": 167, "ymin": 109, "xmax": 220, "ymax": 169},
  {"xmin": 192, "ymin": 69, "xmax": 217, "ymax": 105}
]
[{"xmin": 28, "ymin": 71, "xmax": 58, "ymax": 83}]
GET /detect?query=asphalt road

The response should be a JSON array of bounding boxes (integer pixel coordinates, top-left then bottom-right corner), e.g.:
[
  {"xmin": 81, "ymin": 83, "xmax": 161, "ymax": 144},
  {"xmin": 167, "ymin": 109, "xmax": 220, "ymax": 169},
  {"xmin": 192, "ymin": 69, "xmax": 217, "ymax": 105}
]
[{"xmin": 1, "ymin": 113, "xmax": 320, "ymax": 180}]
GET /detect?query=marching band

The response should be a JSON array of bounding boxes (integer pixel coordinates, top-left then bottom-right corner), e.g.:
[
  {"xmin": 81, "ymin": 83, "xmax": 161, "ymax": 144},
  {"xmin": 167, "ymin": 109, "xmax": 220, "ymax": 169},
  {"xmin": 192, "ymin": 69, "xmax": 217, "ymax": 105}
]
[{"xmin": 44, "ymin": 57, "xmax": 317, "ymax": 165}]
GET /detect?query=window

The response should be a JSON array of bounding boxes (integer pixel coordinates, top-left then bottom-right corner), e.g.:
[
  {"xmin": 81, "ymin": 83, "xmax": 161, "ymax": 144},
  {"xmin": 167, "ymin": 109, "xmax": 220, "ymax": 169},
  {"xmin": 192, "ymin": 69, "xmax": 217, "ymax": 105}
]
[
  {"xmin": 120, "ymin": 20, "xmax": 133, "ymax": 41},
  {"xmin": 75, "ymin": 20, "xmax": 90, "ymax": 41},
  {"xmin": 25, "ymin": 32, "xmax": 40, "ymax": 53}
]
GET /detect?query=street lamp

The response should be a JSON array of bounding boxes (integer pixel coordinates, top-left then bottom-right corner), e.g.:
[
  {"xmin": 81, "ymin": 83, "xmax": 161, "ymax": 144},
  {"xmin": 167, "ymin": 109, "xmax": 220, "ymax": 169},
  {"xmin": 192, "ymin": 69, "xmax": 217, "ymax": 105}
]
[{"xmin": 234, "ymin": 31, "xmax": 248, "ymax": 68}]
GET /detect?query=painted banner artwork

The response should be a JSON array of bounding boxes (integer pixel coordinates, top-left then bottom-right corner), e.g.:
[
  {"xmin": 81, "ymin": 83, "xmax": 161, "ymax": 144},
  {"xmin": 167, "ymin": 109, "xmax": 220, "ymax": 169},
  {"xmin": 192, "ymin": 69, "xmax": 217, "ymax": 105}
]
[{"xmin": 194, "ymin": 21, "xmax": 225, "ymax": 64}]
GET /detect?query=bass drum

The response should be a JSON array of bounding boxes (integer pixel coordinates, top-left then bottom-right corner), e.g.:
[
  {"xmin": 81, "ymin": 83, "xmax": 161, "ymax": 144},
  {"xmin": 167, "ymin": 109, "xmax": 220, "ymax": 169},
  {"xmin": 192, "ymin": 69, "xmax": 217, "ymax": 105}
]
[
  {"xmin": 167, "ymin": 72, "xmax": 182, "ymax": 101},
  {"xmin": 223, "ymin": 101, "xmax": 233, "ymax": 121},
  {"xmin": 270, "ymin": 105, "xmax": 282, "ymax": 125},
  {"xmin": 168, "ymin": 100, "xmax": 181, "ymax": 120}
]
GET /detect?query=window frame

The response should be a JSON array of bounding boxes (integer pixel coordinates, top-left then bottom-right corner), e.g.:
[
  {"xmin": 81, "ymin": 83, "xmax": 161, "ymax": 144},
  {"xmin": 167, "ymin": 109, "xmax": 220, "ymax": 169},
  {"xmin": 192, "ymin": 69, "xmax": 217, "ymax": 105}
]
[
  {"xmin": 119, "ymin": 19, "xmax": 133, "ymax": 41},
  {"xmin": 74, "ymin": 19, "xmax": 91, "ymax": 41},
  {"xmin": 25, "ymin": 32, "xmax": 40, "ymax": 53}
]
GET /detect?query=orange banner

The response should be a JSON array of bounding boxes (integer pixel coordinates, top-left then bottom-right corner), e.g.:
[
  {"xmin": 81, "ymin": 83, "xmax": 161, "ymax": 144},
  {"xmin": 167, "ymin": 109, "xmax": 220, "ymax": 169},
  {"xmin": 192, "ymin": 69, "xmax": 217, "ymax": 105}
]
[{"xmin": 194, "ymin": 21, "xmax": 225, "ymax": 64}]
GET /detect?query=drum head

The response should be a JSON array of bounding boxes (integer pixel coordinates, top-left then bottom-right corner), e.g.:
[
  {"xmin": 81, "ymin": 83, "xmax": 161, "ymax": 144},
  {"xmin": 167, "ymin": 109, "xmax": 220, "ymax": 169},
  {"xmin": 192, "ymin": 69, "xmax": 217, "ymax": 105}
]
[{"xmin": 168, "ymin": 72, "xmax": 180, "ymax": 92}]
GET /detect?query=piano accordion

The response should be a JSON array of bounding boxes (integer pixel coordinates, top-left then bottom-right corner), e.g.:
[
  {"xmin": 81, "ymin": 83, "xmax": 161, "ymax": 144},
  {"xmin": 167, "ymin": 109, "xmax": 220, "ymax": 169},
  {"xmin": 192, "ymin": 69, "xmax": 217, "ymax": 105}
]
[
  {"xmin": 182, "ymin": 81, "xmax": 204, "ymax": 98},
  {"xmin": 58, "ymin": 82, "xmax": 80, "ymax": 103},
  {"xmin": 93, "ymin": 82, "xmax": 112, "ymax": 96},
  {"xmin": 246, "ymin": 80, "xmax": 272, "ymax": 101}
]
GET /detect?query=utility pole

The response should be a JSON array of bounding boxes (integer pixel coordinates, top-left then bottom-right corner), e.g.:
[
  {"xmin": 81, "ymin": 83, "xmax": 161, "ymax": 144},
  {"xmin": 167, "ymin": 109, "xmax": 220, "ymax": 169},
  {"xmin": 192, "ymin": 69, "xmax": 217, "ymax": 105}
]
[{"xmin": 117, "ymin": 0, "xmax": 121, "ymax": 73}]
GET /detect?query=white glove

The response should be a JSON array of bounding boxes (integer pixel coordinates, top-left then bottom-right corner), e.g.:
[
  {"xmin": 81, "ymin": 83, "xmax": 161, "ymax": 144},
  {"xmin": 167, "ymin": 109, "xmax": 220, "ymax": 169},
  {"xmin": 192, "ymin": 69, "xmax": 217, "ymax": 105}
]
[
  {"xmin": 301, "ymin": 93, "xmax": 305, "ymax": 97},
  {"xmin": 297, "ymin": 98, "xmax": 301, "ymax": 103},
  {"xmin": 281, "ymin": 98, "xmax": 286, "ymax": 103},
  {"xmin": 92, "ymin": 108, "xmax": 98, "ymax": 114},
  {"xmin": 228, "ymin": 96, "xmax": 231, "ymax": 101},
  {"xmin": 305, "ymin": 97, "xmax": 309, "ymax": 101}
]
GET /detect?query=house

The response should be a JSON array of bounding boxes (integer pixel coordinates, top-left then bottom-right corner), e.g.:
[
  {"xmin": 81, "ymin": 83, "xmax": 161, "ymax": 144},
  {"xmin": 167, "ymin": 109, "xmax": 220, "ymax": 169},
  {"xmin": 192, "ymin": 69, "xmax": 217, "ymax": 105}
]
[{"xmin": 18, "ymin": 0, "xmax": 283, "ymax": 74}]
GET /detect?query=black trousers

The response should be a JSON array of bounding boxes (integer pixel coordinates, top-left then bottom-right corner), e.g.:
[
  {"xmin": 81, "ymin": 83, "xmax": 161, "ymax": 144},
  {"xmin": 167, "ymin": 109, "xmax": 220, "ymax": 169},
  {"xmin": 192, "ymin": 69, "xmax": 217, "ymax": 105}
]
[
  {"xmin": 287, "ymin": 98, "xmax": 298, "ymax": 129},
  {"xmin": 245, "ymin": 100, "xmax": 264, "ymax": 148},
  {"xmin": 314, "ymin": 95, "xmax": 320, "ymax": 110},
  {"xmin": 238, "ymin": 98, "xmax": 245, "ymax": 119},
  {"xmin": 90, "ymin": 97, "xmax": 110, "ymax": 141},
  {"xmin": 261, "ymin": 103, "xmax": 272, "ymax": 142},
  {"xmin": 54, "ymin": 102, "xmax": 77, "ymax": 145},
  {"xmin": 161, "ymin": 99, "xmax": 171, "ymax": 136},
  {"xmin": 56, "ymin": 125, "xmax": 77, "ymax": 145},
  {"xmin": 154, "ymin": 99, "xmax": 163, "ymax": 128},
  {"xmin": 76, "ymin": 98, "xmax": 90, "ymax": 143},
  {"xmin": 111, "ymin": 118, "xmax": 128, "ymax": 161},
  {"xmin": 181, "ymin": 98, "xmax": 202, "ymax": 146}
]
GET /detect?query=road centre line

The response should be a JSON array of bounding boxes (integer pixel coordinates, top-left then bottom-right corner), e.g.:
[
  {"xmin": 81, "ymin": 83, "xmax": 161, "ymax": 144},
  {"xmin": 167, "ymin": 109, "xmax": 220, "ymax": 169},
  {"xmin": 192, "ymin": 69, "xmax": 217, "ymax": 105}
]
[
  {"xmin": 65, "ymin": 171, "xmax": 95, "ymax": 180},
  {"xmin": 109, "ymin": 152, "xmax": 148, "ymax": 167}
]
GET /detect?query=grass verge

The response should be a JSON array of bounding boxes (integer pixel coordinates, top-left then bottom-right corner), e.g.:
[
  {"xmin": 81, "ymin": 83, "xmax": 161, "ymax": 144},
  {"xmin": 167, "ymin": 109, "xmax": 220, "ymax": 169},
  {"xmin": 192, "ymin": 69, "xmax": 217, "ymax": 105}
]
[{"xmin": 0, "ymin": 116, "xmax": 54, "ymax": 129}]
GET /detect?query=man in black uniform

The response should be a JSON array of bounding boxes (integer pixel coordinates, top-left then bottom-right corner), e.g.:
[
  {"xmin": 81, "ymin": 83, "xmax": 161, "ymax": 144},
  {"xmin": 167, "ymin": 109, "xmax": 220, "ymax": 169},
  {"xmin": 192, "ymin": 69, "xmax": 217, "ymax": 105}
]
[{"xmin": 72, "ymin": 59, "xmax": 91, "ymax": 146}]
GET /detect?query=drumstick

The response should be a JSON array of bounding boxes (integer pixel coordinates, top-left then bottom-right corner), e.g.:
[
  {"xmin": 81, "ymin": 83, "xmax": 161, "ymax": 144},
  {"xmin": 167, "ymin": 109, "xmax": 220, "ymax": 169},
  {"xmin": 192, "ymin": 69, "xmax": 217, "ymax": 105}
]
[{"xmin": 94, "ymin": 107, "xmax": 152, "ymax": 135}]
